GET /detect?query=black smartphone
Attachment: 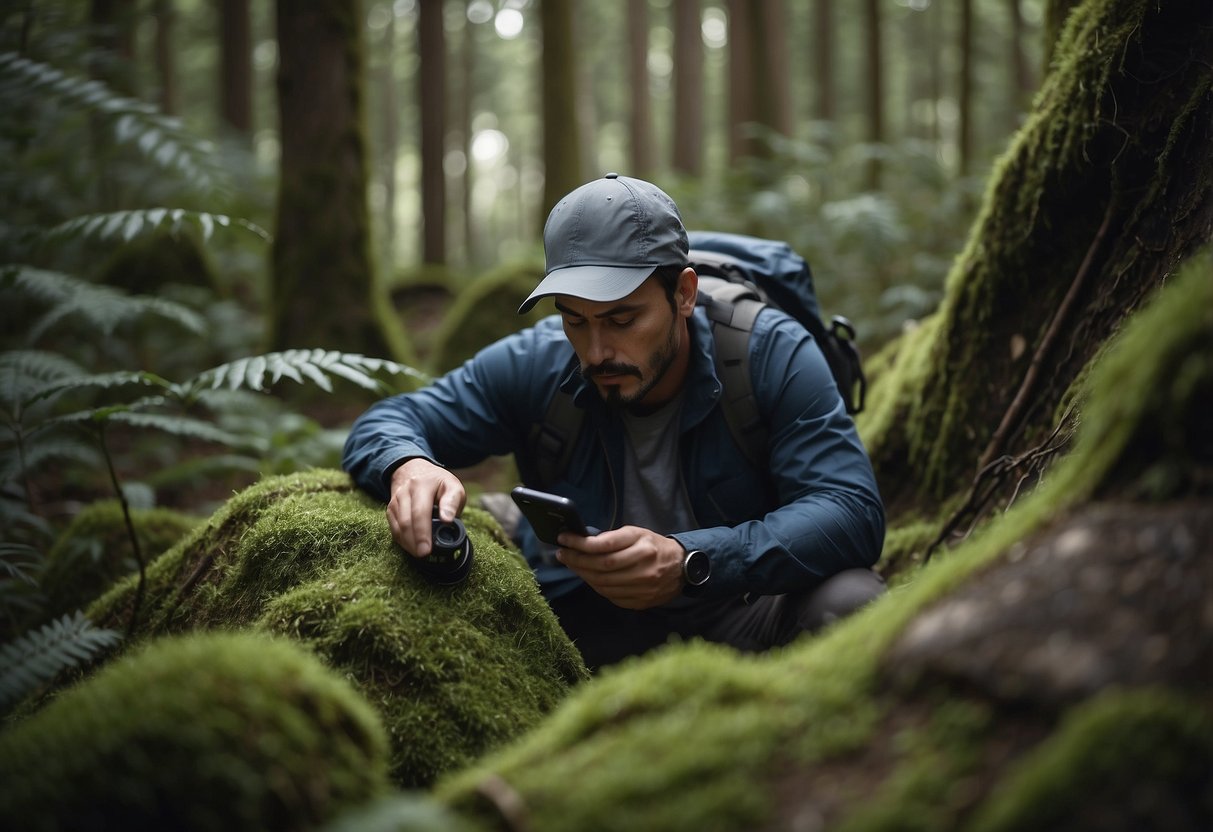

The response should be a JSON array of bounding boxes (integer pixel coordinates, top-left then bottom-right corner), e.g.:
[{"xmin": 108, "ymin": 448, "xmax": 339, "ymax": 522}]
[{"xmin": 510, "ymin": 486, "xmax": 599, "ymax": 545}]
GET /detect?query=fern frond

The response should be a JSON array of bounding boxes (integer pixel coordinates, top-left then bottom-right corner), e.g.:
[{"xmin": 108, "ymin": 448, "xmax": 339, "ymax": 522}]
[
  {"xmin": 4, "ymin": 265, "xmax": 206, "ymax": 341},
  {"xmin": 42, "ymin": 208, "xmax": 270, "ymax": 247},
  {"xmin": 45, "ymin": 407, "xmax": 256, "ymax": 450},
  {"xmin": 0, "ymin": 433, "xmax": 101, "ymax": 485},
  {"xmin": 26, "ymin": 370, "xmax": 174, "ymax": 409},
  {"xmin": 185, "ymin": 349, "xmax": 428, "ymax": 398},
  {"xmin": 0, "ymin": 349, "xmax": 85, "ymax": 412},
  {"xmin": 0, "ymin": 51, "xmax": 221, "ymax": 191},
  {"xmin": 0, "ymin": 542, "xmax": 42, "ymax": 586},
  {"xmin": 0, "ymin": 611, "xmax": 121, "ymax": 709}
]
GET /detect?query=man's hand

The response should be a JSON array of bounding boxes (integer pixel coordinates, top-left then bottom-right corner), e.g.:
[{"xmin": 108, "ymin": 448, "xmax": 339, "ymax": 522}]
[
  {"xmin": 555, "ymin": 526, "xmax": 685, "ymax": 610},
  {"xmin": 387, "ymin": 458, "xmax": 466, "ymax": 557}
]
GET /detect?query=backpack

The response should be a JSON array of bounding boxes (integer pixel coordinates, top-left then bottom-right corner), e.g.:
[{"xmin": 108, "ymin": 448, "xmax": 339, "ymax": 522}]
[{"xmin": 527, "ymin": 231, "xmax": 865, "ymax": 485}]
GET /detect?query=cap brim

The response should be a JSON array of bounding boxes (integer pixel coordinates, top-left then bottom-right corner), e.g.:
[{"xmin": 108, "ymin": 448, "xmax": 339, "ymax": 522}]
[{"xmin": 517, "ymin": 264, "xmax": 654, "ymax": 314}]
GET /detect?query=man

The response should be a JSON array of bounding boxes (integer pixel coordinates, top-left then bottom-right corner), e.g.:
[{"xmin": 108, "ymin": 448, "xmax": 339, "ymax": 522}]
[{"xmin": 343, "ymin": 174, "xmax": 886, "ymax": 669}]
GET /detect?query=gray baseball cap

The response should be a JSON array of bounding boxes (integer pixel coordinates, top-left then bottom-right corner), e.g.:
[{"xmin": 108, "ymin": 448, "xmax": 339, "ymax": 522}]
[{"xmin": 518, "ymin": 173, "xmax": 689, "ymax": 314}]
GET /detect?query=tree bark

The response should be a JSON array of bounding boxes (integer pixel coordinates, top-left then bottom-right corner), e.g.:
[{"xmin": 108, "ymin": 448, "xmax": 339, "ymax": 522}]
[
  {"xmin": 811, "ymin": 0, "xmax": 835, "ymax": 123},
  {"xmin": 376, "ymin": 5, "xmax": 400, "ymax": 269},
  {"xmin": 671, "ymin": 0, "xmax": 704, "ymax": 175},
  {"xmin": 749, "ymin": 0, "xmax": 792, "ymax": 143},
  {"xmin": 862, "ymin": 0, "xmax": 884, "ymax": 189},
  {"xmin": 219, "ymin": 0, "xmax": 253, "ymax": 137},
  {"xmin": 270, "ymin": 0, "xmax": 388, "ymax": 356},
  {"xmin": 418, "ymin": 0, "xmax": 447, "ymax": 265},
  {"xmin": 627, "ymin": 0, "xmax": 656, "ymax": 178},
  {"xmin": 864, "ymin": 0, "xmax": 1213, "ymax": 517},
  {"xmin": 726, "ymin": 0, "xmax": 754, "ymax": 163},
  {"xmin": 540, "ymin": 0, "xmax": 582, "ymax": 217},
  {"xmin": 958, "ymin": 0, "xmax": 974, "ymax": 177},
  {"xmin": 153, "ymin": 0, "xmax": 176, "ymax": 115}
]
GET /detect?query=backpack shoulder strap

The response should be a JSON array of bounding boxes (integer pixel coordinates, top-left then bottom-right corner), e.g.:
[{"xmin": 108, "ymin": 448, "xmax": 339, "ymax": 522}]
[
  {"xmin": 529, "ymin": 384, "xmax": 583, "ymax": 489},
  {"xmin": 698, "ymin": 280, "xmax": 768, "ymax": 471}
]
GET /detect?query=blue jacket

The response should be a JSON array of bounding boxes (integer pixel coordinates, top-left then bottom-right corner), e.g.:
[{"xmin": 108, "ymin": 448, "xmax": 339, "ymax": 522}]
[{"xmin": 343, "ymin": 306, "xmax": 885, "ymax": 601}]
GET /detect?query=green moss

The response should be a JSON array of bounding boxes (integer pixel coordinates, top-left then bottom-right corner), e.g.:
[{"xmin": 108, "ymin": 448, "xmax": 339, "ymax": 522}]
[
  {"xmin": 428, "ymin": 259, "xmax": 547, "ymax": 374},
  {"xmin": 86, "ymin": 470, "xmax": 588, "ymax": 787},
  {"xmin": 41, "ymin": 500, "xmax": 199, "ymax": 619},
  {"xmin": 0, "ymin": 631, "xmax": 390, "ymax": 832},
  {"xmin": 434, "ymin": 246, "xmax": 1213, "ymax": 830},
  {"xmin": 967, "ymin": 690, "xmax": 1213, "ymax": 832}
]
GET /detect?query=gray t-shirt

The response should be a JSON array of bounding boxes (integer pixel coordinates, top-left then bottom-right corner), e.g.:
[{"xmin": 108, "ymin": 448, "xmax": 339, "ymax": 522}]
[{"xmin": 619, "ymin": 394, "xmax": 697, "ymax": 536}]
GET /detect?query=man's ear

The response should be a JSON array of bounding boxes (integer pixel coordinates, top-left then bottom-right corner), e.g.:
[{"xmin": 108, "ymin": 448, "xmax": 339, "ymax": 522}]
[{"xmin": 676, "ymin": 267, "xmax": 698, "ymax": 317}]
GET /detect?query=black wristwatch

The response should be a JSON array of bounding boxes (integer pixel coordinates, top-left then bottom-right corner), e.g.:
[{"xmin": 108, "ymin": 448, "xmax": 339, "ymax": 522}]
[{"xmin": 682, "ymin": 549, "xmax": 710, "ymax": 588}]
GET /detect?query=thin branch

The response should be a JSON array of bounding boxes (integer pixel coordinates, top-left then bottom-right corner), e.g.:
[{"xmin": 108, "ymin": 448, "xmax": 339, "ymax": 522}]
[
  {"xmin": 97, "ymin": 423, "xmax": 145, "ymax": 638},
  {"xmin": 978, "ymin": 198, "xmax": 1117, "ymax": 471}
]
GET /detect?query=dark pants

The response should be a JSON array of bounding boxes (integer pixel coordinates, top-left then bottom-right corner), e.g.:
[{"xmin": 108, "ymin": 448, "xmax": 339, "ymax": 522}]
[{"xmin": 547, "ymin": 569, "xmax": 886, "ymax": 671}]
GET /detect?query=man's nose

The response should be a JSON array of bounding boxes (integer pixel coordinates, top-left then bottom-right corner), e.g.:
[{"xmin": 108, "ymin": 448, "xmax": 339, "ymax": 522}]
[{"xmin": 584, "ymin": 327, "xmax": 613, "ymax": 366}]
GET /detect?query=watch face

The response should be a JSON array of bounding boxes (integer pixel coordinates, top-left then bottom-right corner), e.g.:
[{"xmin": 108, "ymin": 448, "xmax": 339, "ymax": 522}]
[{"xmin": 684, "ymin": 550, "xmax": 710, "ymax": 586}]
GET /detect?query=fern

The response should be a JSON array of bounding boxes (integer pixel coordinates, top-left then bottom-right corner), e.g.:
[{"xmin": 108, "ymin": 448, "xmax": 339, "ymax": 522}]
[
  {"xmin": 3, "ymin": 265, "xmax": 206, "ymax": 343},
  {"xmin": 45, "ymin": 407, "xmax": 255, "ymax": 451},
  {"xmin": 0, "ymin": 542, "xmax": 41, "ymax": 586},
  {"xmin": 0, "ymin": 611, "xmax": 121, "ymax": 710},
  {"xmin": 41, "ymin": 208, "xmax": 270, "ymax": 247},
  {"xmin": 0, "ymin": 349, "xmax": 85, "ymax": 414},
  {"xmin": 0, "ymin": 51, "xmax": 222, "ymax": 192},
  {"xmin": 188, "ymin": 349, "xmax": 429, "ymax": 397}
]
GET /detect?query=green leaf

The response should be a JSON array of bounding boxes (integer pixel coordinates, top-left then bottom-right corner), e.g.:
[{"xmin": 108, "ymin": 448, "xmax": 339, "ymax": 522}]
[{"xmin": 0, "ymin": 612, "xmax": 122, "ymax": 710}]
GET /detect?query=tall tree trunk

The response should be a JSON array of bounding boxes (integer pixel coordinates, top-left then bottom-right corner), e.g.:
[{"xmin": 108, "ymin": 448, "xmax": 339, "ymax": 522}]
[
  {"xmin": 270, "ymin": 0, "xmax": 387, "ymax": 357},
  {"xmin": 749, "ymin": 0, "xmax": 792, "ymax": 142},
  {"xmin": 862, "ymin": 0, "xmax": 884, "ymax": 189},
  {"xmin": 958, "ymin": 0, "xmax": 975, "ymax": 177},
  {"xmin": 864, "ymin": 0, "xmax": 1213, "ymax": 518},
  {"xmin": 90, "ymin": 0, "xmax": 137, "ymax": 96},
  {"xmin": 726, "ymin": 0, "xmax": 754, "ymax": 163},
  {"xmin": 460, "ymin": 14, "xmax": 476, "ymax": 266},
  {"xmin": 219, "ymin": 0, "xmax": 253, "ymax": 137},
  {"xmin": 671, "ymin": 0, "xmax": 704, "ymax": 175},
  {"xmin": 376, "ymin": 5, "xmax": 400, "ymax": 270},
  {"xmin": 812, "ymin": 0, "xmax": 835, "ymax": 123},
  {"xmin": 540, "ymin": 0, "xmax": 582, "ymax": 217},
  {"xmin": 627, "ymin": 0, "xmax": 656, "ymax": 178},
  {"xmin": 153, "ymin": 0, "xmax": 176, "ymax": 115},
  {"xmin": 418, "ymin": 0, "xmax": 446, "ymax": 265}
]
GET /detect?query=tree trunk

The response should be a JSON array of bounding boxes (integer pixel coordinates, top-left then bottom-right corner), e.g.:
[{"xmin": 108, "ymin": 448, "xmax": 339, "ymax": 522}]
[
  {"xmin": 270, "ymin": 0, "xmax": 388, "ymax": 357},
  {"xmin": 749, "ymin": 0, "xmax": 792, "ymax": 143},
  {"xmin": 863, "ymin": 0, "xmax": 1213, "ymax": 519},
  {"xmin": 153, "ymin": 0, "xmax": 176, "ymax": 115},
  {"xmin": 376, "ymin": 5, "xmax": 400, "ymax": 270},
  {"xmin": 726, "ymin": 0, "xmax": 754, "ymax": 163},
  {"xmin": 1008, "ymin": 0, "xmax": 1034, "ymax": 121},
  {"xmin": 811, "ymin": 0, "xmax": 835, "ymax": 123},
  {"xmin": 627, "ymin": 0, "xmax": 656, "ymax": 178},
  {"xmin": 90, "ymin": 0, "xmax": 138, "ymax": 96},
  {"xmin": 540, "ymin": 0, "xmax": 582, "ymax": 217},
  {"xmin": 219, "ymin": 0, "xmax": 253, "ymax": 137},
  {"xmin": 460, "ymin": 13, "xmax": 476, "ymax": 267},
  {"xmin": 957, "ymin": 0, "xmax": 974, "ymax": 177},
  {"xmin": 862, "ymin": 0, "xmax": 884, "ymax": 189},
  {"xmin": 1043, "ymin": 0, "xmax": 1083, "ymax": 74},
  {"xmin": 671, "ymin": 0, "xmax": 704, "ymax": 175},
  {"xmin": 418, "ymin": 0, "xmax": 446, "ymax": 265}
]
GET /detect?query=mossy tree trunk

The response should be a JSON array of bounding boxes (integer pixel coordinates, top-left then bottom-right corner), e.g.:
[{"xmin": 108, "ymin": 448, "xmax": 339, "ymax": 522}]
[
  {"xmin": 270, "ymin": 0, "xmax": 390, "ymax": 357},
  {"xmin": 863, "ymin": 0, "xmax": 1213, "ymax": 519}
]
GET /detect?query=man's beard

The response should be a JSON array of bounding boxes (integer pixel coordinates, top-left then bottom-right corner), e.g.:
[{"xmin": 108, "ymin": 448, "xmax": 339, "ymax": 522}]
[{"xmin": 584, "ymin": 315, "xmax": 680, "ymax": 410}]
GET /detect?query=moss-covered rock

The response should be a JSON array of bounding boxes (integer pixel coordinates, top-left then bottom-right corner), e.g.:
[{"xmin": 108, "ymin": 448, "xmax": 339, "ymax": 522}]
[
  {"xmin": 40, "ymin": 500, "xmax": 199, "ymax": 620},
  {"xmin": 86, "ymin": 470, "xmax": 588, "ymax": 786},
  {"xmin": 0, "ymin": 631, "xmax": 390, "ymax": 832},
  {"xmin": 428, "ymin": 260, "xmax": 547, "ymax": 374}
]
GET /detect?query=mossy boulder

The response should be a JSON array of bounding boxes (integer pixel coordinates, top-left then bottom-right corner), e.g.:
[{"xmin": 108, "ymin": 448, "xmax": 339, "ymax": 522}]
[
  {"xmin": 40, "ymin": 500, "xmax": 199, "ymax": 620},
  {"xmin": 428, "ymin": 260, "xmax": 547, "ymax": 374},
  {"xmin": 430, "ymin": 250, "xmax": 1212, "ymax": 830},
  {"xmin": 0, "ymin": 631, "xmax": 390, "ymax": 832},
  {"xmin": 85, "ymin": 470, "xmax": 588, "ymax": 787}
]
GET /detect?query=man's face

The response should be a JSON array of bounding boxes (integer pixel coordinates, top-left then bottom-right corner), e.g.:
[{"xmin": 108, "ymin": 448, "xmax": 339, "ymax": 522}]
[{"xmin": 555, "ymin": 272, "xmax": 695, "ymax": 409}]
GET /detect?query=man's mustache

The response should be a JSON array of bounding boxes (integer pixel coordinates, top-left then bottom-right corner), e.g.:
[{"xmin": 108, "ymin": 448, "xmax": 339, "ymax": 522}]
[{"xmin": 583, "ymin": 362, "xmax": 642, "ymax": 380}]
